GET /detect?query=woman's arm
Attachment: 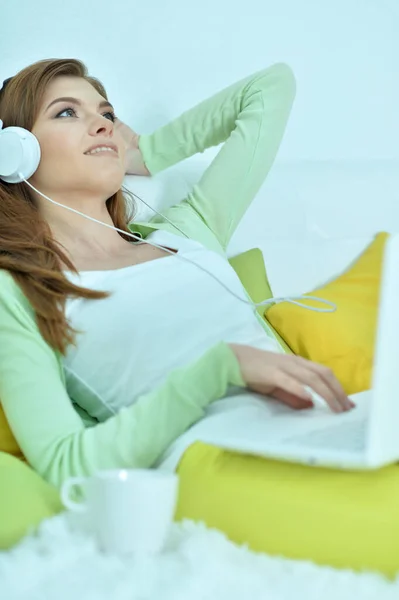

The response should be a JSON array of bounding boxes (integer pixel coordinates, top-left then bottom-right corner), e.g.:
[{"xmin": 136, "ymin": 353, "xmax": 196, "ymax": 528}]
[
  {"xmin": 0, "ymin": 287, "xmax": 245, "ymax": 489},
  {"xmin": 138, "ymin": 63, "xmax": 296, "ymax": 250}
]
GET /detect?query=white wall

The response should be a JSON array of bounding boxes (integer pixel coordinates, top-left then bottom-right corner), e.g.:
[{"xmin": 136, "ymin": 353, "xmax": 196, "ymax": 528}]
[{"xmin": 1, "ymin": 0, "xmax": 397, "ymax": 161}]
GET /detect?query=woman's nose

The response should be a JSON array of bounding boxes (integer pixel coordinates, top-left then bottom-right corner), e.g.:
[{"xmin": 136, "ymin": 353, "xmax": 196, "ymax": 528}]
[{"xmin": 91, "ymin": 114, "xmax": 113, "ymax": 136}]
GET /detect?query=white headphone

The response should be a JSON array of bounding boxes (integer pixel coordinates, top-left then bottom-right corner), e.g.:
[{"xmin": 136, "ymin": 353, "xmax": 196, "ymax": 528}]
[
  {"xmin": 0, "ymin": 119, "xmax": 41, "ymax": 183},
  {"xmin": 0, "ymin": 117, "xmax": 336, "ymax": 315}
]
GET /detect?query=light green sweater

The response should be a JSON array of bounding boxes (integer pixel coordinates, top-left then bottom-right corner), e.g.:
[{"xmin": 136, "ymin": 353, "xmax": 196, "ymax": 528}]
[{"xmin": 0, "ymin": 63, "xmax": 296, "ymax": 489}]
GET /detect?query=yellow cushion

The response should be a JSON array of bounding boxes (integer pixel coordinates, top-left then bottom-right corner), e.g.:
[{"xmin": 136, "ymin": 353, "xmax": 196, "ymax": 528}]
[
  {"xmin": 0, "ymin": 452, "xmax": 62, "ymax": 549},
  {"xmin": 176, "ymin": 441, "xmax": 399, "ymax": 577},
  {"xmin": 265, "ymin": 232, "xmax": 389, "ymax": 394},
  {"xmin": 176, "ymin": 235, "xmax": 399, "ymax": 576}
]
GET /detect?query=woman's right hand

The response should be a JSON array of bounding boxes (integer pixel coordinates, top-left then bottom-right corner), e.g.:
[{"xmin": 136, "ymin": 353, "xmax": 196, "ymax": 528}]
[
  {"xmin": 113, "ymin": 119, "xmax": 151, "ymax": 176},
  {"xmin": 228, "ymin": 343, "xmax": 355, "ymax": 413}
]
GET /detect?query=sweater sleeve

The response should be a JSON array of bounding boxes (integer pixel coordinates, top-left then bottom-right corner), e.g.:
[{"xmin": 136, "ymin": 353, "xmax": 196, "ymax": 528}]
[
  {"xmin": 0, "ymin": 288, "xmax": 245, "ymax": 490},
  {"xmin": 138, "ymin": 62, "xmax": 296, "ymax": 250}
]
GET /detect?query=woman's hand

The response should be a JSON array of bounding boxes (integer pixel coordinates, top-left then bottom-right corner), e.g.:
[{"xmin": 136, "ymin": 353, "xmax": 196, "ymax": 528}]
[
  {"xmin": 114, "ymin": 118, "xmax": 151, "ymax": 176},
  {"xmin": 228, "ymin": 344, "xmax": 355, "ymax": 413}
]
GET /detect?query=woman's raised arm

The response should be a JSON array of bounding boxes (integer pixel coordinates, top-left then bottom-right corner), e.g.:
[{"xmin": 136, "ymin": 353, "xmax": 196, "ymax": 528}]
[{"xmin": 138, "ymin": 63, "xmax": 296, "ymax": 249}]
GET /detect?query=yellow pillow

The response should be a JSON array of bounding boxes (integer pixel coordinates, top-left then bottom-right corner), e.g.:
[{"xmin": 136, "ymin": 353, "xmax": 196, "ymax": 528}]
[
  {"xmin": 265, "ymin": 232, "xmax": 389, "ymax": 395},
  {"xmin": 176, "ymin": 440, "xmax": 399, "ymax": 576}
]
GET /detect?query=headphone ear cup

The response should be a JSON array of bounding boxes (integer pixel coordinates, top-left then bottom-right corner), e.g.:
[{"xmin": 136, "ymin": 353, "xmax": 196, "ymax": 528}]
[{"xmin": 0, "ymin": 126, "xmax": 41, "ymax": 184}]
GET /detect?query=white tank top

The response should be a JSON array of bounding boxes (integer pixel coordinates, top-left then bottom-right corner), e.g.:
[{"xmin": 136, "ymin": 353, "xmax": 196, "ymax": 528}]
[{"xmin": 63, "ymin": 230, "xmax": 281, "ymax": 424}]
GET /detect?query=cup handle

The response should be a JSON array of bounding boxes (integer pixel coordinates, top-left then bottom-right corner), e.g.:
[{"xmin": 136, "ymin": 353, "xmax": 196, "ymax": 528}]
[{"xmin": 61, "ymin": 476, "xmax": 87, "ymax": 512}]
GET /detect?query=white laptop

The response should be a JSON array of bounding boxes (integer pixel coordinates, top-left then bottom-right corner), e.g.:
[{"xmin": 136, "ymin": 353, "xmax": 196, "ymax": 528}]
[
  {"xmin": 159, "ymin": 234, "xmax": 399, "ymax": 472},
  {"xmin": 227, "ymin": 232, "xmax": 399, "ymax": 471}
]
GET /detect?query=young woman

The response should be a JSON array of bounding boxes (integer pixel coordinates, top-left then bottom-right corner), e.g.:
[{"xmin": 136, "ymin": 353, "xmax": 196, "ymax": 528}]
[{"xmin": 0, "ymin": 58, "xmax": 352, "ymax": 490}]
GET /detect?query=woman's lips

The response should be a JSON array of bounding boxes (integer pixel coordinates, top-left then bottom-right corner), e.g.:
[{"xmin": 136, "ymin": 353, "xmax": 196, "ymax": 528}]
[{"xmin": 85, "ymin": 150, "xmax": 119, "ymax": 157}]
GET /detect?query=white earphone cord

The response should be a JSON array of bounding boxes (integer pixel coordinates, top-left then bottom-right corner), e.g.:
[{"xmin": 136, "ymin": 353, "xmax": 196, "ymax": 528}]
[{"xmin": 21, "ymin": 174, "xmax": 336, "ymax": 314}]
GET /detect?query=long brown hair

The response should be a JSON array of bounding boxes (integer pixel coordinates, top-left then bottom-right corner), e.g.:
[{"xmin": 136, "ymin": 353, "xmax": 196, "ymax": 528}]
[{"xmin": 0, "ymin": 58, "xmax": 137, "ymax": 356}]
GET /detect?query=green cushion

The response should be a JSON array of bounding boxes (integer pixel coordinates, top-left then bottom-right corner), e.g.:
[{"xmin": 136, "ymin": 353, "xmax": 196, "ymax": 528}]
[
  {"xmin": 228, "ymin": 248, "xmax": 293, "ymax": 353},
  {"xmin": 0, "ymin": 452, "xmax": 62, "ymax": 549}
]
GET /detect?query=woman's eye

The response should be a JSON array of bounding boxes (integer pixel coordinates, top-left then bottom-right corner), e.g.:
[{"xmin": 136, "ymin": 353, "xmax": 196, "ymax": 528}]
[
  {"xmin": 103, "ymin": 111, "xmax": 117, "ymax": 123},
  {"xmin": 56, "ymin": 107, "xmax": 76, "ymax": 118},
  {"xmin": 55, "ymin": 107, "xmax": 117, "ymax": 122}
]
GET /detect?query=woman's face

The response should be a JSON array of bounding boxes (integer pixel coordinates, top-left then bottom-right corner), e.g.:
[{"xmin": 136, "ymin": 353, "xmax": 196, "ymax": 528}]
[{"xmin": 30, "ymin": 75, "xmax": 125, "ymax": 202}]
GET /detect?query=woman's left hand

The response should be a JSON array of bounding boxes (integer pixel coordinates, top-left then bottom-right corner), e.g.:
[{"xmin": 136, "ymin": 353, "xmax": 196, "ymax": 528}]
[{"xmin": 114, "ymin": 118, "xmax": 151, "ymax": 177}]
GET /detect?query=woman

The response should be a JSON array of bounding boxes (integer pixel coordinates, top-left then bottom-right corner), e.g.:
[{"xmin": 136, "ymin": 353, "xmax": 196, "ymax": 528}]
[{"xmin": 0, "ymin": 58, "xmax": 352, "ymax": 488}]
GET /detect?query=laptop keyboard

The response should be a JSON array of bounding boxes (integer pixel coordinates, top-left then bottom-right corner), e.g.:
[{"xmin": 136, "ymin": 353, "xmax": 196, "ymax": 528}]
[{"xmin": 283, "ymin": 419, "xmax": 367, "ymax": 452}]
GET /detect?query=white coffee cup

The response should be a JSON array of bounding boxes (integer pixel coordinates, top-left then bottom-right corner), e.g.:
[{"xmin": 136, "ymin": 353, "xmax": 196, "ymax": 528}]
[{"xmin": 61, "ymin": 469, "xmax": 179, "ymax": 555}]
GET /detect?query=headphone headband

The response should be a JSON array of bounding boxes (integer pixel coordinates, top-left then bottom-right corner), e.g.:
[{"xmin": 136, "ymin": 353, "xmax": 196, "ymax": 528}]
[
  {"xmin": 0, "ymin": 76, "xmax": 13, "ymax": 98},
  {"xmin": 2, "ymin": 76, "xmax": 13, "ymax": 88}
]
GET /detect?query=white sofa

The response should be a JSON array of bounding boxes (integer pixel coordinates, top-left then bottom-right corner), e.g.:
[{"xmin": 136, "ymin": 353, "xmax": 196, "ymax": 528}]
[{"xmin": 125, "ymin": 157, "xmax": 399, "ymax": 296}]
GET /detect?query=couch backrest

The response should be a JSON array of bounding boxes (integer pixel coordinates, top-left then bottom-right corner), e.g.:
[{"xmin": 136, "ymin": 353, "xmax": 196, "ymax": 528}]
[{"xmin": 125, "ymin": 157, "xmax": 399, "ymax": 295}]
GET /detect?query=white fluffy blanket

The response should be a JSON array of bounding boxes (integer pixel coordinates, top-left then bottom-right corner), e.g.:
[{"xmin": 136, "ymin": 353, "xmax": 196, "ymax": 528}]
[{"xmin": 1, "ymin": 514, "xmax": 398, "ymax": 600}]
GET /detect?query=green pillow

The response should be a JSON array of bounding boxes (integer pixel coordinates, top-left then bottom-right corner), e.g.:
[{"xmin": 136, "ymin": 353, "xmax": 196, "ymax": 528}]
[
  {"xmin": 0, "ymin": 452, "xmax": 62, "ymax": 549},
  {"xmin": 228, "ymin": 248, "xmax": 292, "ymax": 354}
]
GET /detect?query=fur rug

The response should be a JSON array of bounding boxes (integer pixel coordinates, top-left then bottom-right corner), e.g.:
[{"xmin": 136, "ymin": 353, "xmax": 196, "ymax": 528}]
[{"xmin": 1, "ymin": 513, "xmax": 398, "ymax": 600}]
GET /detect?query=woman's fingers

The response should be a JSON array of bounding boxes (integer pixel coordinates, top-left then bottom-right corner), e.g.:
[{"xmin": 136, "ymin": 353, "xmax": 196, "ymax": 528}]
[
  {"xmin": 227, "ymin": 344, "xmax": 354, "ymax": 414},
  {"xmin": 271, "ymin": 387, "xmax": 314, "ymax": 410},
  {"xmin": 293, "ymin": 356, "xmax": 354, "ymax": 411},
  {"xmin": 283, "ymin": 356, "xmax": 352, "ymax": 413},
  {"xmin": 268, "ymin": 370, "xmax": 315, "ymax": 406}
]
